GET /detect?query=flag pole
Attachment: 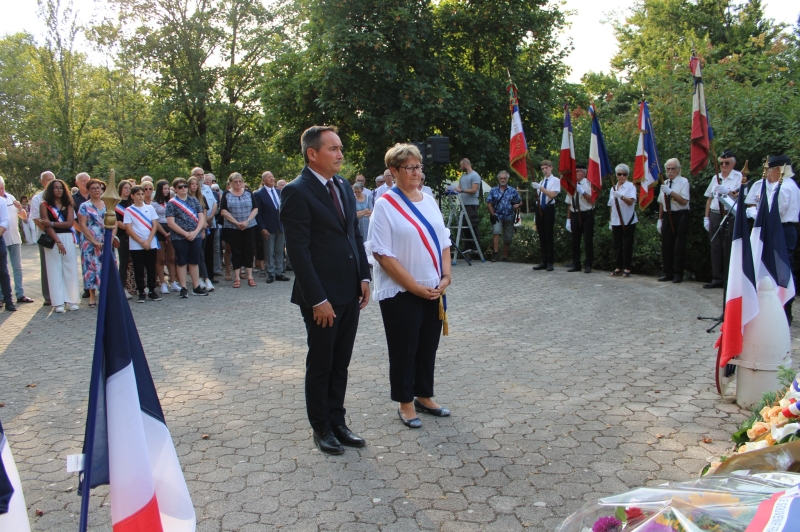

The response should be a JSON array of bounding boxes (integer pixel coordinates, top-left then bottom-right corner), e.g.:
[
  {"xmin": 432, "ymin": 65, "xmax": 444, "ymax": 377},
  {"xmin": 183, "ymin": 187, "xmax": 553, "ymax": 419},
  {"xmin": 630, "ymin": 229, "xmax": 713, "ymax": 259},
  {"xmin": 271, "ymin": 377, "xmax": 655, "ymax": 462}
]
[{"xmin": 78, "ymin": 169, "xmax": 121, "ymax": 532}]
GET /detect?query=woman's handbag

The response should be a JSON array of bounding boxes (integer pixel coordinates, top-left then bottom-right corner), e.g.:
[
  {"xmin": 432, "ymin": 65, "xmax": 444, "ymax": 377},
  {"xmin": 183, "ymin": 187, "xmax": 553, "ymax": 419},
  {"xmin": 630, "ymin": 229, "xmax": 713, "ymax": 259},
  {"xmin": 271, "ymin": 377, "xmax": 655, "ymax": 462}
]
[{"xmin": 37, "ymin": 233, "xmax": 56, "ymax": 249}]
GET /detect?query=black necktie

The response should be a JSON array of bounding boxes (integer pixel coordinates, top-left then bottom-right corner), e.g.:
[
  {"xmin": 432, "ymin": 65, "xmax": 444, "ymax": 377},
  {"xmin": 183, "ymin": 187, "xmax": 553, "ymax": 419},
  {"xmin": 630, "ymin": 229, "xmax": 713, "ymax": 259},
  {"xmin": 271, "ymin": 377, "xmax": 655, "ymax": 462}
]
[{"xmin": 326, "ymin": 180, "xmax": 345, "ymax": 226}]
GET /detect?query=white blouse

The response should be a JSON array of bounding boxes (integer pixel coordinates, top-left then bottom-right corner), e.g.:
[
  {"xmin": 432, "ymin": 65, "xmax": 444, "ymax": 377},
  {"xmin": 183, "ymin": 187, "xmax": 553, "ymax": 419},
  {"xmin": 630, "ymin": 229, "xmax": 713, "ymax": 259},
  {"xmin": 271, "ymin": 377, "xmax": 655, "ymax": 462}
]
[
  {"xmin": 365, "ymin": 190, "xmax": 452, "ymax": 302},
  {"xmin": 607, "ymin": 180, "xmax": 638, "ymax": 226}
]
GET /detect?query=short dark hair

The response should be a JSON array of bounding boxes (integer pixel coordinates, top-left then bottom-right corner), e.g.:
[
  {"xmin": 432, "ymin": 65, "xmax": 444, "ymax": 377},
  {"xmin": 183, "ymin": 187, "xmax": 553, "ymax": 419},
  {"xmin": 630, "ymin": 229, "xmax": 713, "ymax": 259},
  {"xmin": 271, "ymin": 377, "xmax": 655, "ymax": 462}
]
[
  {"xmin": 130, "ymin": 185, "xmax": 144, "ymax": 196},
  {"xmin": 86, "ymin": 178, "xmax": 105, "ymax": 192},
  {"xmin": 172, "ymin": 177, "xmax": 187, "ymax": 189},
  {"xmin": 301, "ymin": 125, "xmax": 338, "ymax": 164},
  {"xmin": 43, "ymin": 179, "xmax": 74, "ymax": 209}
]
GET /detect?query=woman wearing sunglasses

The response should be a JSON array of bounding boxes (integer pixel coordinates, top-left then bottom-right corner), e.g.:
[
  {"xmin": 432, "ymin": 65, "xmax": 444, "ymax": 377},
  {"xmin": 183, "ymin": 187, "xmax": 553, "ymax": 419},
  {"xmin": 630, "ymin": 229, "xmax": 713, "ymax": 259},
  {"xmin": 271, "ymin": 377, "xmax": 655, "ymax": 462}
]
[{"xmin": 608, "ymin": 164, "xmax": 638, "ymax": 277}]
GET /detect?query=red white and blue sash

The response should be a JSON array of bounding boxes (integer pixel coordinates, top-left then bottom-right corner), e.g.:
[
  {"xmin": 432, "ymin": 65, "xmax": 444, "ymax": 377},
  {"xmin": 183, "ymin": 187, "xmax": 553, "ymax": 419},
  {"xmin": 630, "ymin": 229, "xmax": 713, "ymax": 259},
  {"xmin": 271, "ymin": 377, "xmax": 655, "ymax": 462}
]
[
  {"xmin": 126, "ymin": 205, "xmax": 160, "ymax": 249},
  {"xmin": 382, "ymin": 188, "xmax": 448, "ymax": 331},
  {"xmin": 46, "ymin": 202, "xmax": 77, "ymax": 243},
  {"xmin": 114, "ymin": 204, "xmax": 126, "ymax": 217},
  {"xmin": 168, "ymin": 197, "xmax": 199, "ymax": 223}
]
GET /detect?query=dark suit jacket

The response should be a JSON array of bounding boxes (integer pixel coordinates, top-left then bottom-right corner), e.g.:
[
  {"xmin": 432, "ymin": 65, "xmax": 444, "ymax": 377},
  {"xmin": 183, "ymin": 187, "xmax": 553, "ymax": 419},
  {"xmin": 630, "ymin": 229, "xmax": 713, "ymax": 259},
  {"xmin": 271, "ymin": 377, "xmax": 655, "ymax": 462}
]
[
  {"xmin": 280, "ymin": 166, "xmax": 371, "ymax": 308},
  {"xmin": 254, "ymin": 186, "xmax": 283, "ymax": 234}
]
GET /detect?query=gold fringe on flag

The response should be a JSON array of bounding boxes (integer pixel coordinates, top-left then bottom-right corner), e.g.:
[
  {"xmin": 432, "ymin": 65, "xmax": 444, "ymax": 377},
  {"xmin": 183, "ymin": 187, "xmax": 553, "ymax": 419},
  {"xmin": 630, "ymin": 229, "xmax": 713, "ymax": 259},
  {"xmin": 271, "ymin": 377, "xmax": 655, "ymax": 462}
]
[{"xmin": 439, "ymin": 293, "xmax": 449, "ymax": 336}]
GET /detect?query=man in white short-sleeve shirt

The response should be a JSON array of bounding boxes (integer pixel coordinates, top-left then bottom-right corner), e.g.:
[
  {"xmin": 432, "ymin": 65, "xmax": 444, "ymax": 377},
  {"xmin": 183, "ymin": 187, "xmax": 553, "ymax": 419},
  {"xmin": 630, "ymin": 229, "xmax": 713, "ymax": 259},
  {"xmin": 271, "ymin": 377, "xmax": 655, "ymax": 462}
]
[
  {"xmin": 531, "ymin": 159, "xmax": 561, "ymax": 271},
  {"xmin": 703, "ymin": 149, "xmax": 741, "ymax": 288},
  {"xmin": 657, "ymin": 158, "xmax": 690, "ymax": 283}
]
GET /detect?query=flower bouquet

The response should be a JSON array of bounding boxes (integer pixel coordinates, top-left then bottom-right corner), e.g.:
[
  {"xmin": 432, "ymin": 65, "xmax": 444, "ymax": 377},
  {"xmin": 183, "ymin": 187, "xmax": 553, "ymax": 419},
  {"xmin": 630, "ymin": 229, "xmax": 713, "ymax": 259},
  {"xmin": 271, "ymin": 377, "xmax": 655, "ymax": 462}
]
[{"xmin": 557, "ymin": 471, "xmax": 800, "ymax": 531}]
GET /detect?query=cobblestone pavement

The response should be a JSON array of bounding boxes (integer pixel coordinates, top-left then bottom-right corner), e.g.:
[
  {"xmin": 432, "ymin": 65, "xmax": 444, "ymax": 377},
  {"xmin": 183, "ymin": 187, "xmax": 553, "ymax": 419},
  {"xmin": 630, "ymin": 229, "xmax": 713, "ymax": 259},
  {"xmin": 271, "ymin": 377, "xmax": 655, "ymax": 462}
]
[{"xmin": 2, "ymin": 244, "xmax": 797, "ymax": 531}]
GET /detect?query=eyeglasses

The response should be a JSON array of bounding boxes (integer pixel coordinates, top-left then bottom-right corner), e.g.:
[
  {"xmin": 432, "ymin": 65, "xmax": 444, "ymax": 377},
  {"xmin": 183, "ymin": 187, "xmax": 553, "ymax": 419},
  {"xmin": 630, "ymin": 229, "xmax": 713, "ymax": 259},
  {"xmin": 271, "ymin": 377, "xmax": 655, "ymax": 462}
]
[
  {"xmin": 719, "ymin": 160, "xmax": 733, "ymax": 166},
  {"xmin": 176, "ymin": 184, "xmax": 188, "ymax": 189},
  {"xmin": 398, "ymin": 164, "xmax": 423, "ymax": 173},
  {"xmin": 143, "ymin": 187, "xmax": 153, "ymax": 190},
  {"xmin": 617, "ymin": 173, "xmax": 628, "ymax": 176}
]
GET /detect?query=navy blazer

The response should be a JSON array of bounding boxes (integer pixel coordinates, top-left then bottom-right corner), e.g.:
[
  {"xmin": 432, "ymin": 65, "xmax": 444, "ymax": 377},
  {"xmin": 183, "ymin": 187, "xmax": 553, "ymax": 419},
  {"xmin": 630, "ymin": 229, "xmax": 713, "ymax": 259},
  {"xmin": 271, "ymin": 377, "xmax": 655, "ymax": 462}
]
[
  {"xmin": 280, "ymin": 166, "xmax": 371, "ymax": 308},
  {"xmin": 255, "ymin": 186, "xmax": 282, "ymax": 234}
]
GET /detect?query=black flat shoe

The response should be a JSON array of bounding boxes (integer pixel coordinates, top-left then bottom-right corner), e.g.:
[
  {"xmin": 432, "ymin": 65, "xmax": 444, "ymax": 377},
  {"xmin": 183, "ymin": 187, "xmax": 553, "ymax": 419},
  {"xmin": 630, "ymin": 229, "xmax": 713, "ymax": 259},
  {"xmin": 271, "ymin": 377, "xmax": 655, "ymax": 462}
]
[
  {"xmin": 414, "ymin": 399, "xmax": 450, "ymax": 417},
  {"xmin": 658, "ymin": 275, "xmax": 674, "ymax": 282},
  {"xmin": 584, "ymin": 267, "xmax": 592, "ymax": 273},
  {"xmin": 397, "ymin": 409, "xmax": 422, "ymax": 429},
  {"xmin": 703, "ymin": 280, "xmax": 723, "ymax": 289},
  {"xmin": 546, "ymin": 264, "xmax": 554, "ymax": 271},
  {"xmin": 313, "ymin": 429, "xmax": 344, "ymax": 455},
  {"xmin": 532, "ymin": 263, "xmax": 546, "ymax": 270},
  {"xmin": 331, "ymin": 425, "xmax": 366, "ymax": 447},
  {"xmin": 672, "ymin": 275, "xmax": 683, "ymax": 284},
  {"xmin": 567, "ymin": 267, "xmax": 581, "ymax": 272},
  {"xmin": 275, "ymin": 274, "xmax": 291, "ymax": 281}
]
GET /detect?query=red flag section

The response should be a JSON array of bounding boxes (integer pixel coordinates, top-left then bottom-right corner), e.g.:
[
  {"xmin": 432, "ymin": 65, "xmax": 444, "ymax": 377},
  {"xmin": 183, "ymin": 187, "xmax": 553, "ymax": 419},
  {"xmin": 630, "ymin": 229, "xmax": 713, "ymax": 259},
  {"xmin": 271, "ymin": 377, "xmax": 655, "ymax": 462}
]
[
  {"xmin": 559, "ymin": 104, "xmax": 577, "ymax": 195},
  {"xmin": 508, "ymin": 83, "xmax": 528, "ymax": 180}
]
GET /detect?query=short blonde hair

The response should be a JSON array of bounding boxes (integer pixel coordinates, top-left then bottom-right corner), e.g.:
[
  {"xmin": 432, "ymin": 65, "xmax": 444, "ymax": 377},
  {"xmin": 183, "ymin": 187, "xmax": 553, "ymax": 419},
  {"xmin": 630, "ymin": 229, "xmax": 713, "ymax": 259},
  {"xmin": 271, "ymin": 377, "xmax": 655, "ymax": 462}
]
[{"xmin": 385, "ymin": 143, "xmax": 422, "ymax": 169}]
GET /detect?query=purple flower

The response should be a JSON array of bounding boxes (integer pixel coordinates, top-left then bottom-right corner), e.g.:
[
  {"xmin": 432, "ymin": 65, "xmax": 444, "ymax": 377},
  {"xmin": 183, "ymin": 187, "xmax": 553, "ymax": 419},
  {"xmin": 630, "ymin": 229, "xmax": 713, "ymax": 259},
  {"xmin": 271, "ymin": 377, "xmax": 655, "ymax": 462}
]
[{"xmin": 592, "ymin": 516, "xmax": 622, "ymax": 532}]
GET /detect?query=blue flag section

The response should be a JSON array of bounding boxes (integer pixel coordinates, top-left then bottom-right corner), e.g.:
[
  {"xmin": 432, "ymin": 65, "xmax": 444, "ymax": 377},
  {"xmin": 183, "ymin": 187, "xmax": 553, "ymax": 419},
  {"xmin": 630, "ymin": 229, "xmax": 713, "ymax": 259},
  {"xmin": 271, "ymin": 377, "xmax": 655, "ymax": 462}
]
[
  {"xmin": 767, "ymin": 184, "xmax": 794, "ymax": 291},
  {"xmin": 751, "ymin": 182, "xmax": 796, "ymax": 306},
  {"xmin": 79, "ymin": 228, "xmax": 195, "ymax": 532}
]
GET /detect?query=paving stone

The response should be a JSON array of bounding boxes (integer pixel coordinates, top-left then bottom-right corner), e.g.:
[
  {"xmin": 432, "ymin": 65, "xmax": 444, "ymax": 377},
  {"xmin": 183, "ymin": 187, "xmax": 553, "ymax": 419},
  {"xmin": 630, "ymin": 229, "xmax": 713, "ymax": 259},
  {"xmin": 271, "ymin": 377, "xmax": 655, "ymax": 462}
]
[{"xmin": 3, "ymin": 247, "xmax": 790, "ymax": 531}]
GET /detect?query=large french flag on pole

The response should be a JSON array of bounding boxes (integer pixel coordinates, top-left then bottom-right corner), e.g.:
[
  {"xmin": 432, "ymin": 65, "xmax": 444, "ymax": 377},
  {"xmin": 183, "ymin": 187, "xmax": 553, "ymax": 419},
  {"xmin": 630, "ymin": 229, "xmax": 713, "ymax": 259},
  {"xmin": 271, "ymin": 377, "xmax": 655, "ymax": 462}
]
[
  {"xmin": 717, "ymin": 180, "xmax": 758, "ymax": 367},
  {"xmin": 0, "ymin": 420, "xmax": 31, "ymax": 532},
  {"xmin": 690, "ymin": 56, "xmax": 710, "ymax": 176},
  {"xmin": 78, "ymin": 227, "xmax": 195, "ymax": 532},
  {"xmin": 587, "ymin": 104, "xmax": 612, "ymax": 201},
  {"xmin": 632, "ymin": 100, "xmax": 661, "ymax": 209},
  {"xmin": 559, "ymin": 103, "xmax": 577, "ymax": 196},
  {"xmin": 508, "ymin": 82, "xmax": 528, "ymax": 181},
  {"xmin": 750, "ymin": 182, "xmax": 796, "ymax": 305}
]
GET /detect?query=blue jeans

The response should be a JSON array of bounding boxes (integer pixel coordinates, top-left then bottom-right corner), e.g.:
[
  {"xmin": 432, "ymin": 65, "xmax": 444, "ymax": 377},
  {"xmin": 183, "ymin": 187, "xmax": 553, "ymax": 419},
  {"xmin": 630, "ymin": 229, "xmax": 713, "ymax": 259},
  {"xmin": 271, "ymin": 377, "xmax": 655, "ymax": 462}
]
[
  {"xmin": 0, "ymin": 239, "xmax": 13, "ymax": 304},
  {"xmin": 5, "ymin": 243, "xmax": 24, "ymax": 298}
]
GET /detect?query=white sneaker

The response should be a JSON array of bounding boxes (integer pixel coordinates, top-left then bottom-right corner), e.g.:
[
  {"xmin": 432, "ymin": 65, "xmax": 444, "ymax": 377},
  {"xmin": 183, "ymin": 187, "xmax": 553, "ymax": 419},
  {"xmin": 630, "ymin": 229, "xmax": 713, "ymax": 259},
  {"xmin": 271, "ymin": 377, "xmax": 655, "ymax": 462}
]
[
  {"xmin": 68, "ymin": 303, "xmax": 80, "ymax": 311},
  {"xmin": 54, "ymin": 305, "xmax": 65, "ymax": 313},
  {"xmin": 161, "ymin": 282, "xmax": 169, "ymax": 294},
  {"xmin": 125, "ymin": 291, "xmax": 132, "ymax": 300},
  {"xmin": 204, "ymin": 279, "xmax": 215, "ymax": 292},
  {"xmin": 171, "ymin": 281, "xmax": 181, "ymax": 292}
]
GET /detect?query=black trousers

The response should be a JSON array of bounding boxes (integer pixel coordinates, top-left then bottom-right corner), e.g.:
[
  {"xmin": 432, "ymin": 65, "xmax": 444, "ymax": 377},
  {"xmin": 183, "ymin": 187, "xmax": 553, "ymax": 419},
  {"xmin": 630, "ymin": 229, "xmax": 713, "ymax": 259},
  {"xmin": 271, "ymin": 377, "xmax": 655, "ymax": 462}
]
[
  {"xmin": 130, "ymin": 248, "xmax": 158, "ymax": 293},
  {"xmin": 38, "ymin": 243, "xmax": 50, "ymax": 302},
  {"xmin": 224, "ymin": 226, "xmax": 256, "ymax": 270},
  {"xmin": 300, "ymin": 297, "xmax": 360, "ymax": 432},
  {"xmin": 570, "ymin": 209, "xmax": 594, "ymax": 268},
  {"xmin": 117, "ymin": 234, "xmax": 131, "ymax": 287},
  {"xmin": 463, "ymin": 204, "xmax": 480, "ymax": 245},
  {"xmin": 661, "ymin": 210, "xmax": 689, "ymax": 276},
  {"xmin": 709, "ymin": 211, "xmax": 733, "ymax": 283},
  {"xmin": 204, "ymin": 229, "xmax": 216, "ymax": 281},
  {"xmin": 784, "ymin": 224, "xmax": 797, "ymax": 322},
  {"xmin": 612, "ymin": 223, "xmax": 636, "ymax": 270},
  {"xmin": 535, "ymin": 205, "xmax": 556, "ymax": 265},
  {"xmin": 379, "ymin": 291, "xmax": 442, "ymax": 403}
]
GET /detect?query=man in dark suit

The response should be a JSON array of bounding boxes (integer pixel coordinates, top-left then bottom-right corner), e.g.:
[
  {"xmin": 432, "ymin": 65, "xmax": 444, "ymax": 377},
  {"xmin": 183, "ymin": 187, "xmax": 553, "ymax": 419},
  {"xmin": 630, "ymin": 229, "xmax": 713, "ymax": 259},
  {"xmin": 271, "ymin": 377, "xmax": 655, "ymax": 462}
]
[
  {"xmin": 255, "ymin": 171, "xmax": 289, "ymax": 283},
  {"xmin": 280, "ymin": 125, "xmax": 371, "ymax": 455}
]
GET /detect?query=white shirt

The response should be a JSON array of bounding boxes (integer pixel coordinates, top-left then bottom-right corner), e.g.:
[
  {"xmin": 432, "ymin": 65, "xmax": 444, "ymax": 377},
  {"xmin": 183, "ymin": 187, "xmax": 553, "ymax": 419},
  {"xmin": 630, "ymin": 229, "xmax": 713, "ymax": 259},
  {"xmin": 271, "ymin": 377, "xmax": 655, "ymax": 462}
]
[
  {"xmin": 30, "ymin": 191, "xmax": 44, "ymax": 222},
  {"xmin": 657, "ymin": 175, "xmax": 690, "ymax": 212},
  {"xmin": 0, "ymin": 195, "xmax": 9, "ymax": 235},
  {"xmin": 704, "ymin": 170, "xmax": 742, "ymax": 212},
  {"xmin": 309, "ymin": 167, "xmax": 346, "ymax": 218},
  {"xmin": 374, "ymin": 183, "xmax": 391, "ymax": 200},
  {"xmin": 536, "ymin": 175, "xmax": 561, "ymax": 206},
  {"xmin": 123, "ymin": 204, "xmax": 160, "ymax": 251},
  {"xmin": 745, "ymin": 178, "xmax": 800, "ymax": 223},
  {"xmin": 420, "ymin": 185, "xmax": 434, "ymax": 197},
  {"xmin": 200, "ymin": 184, "xmax": 218, "ymax": 228},
  {"xmin": 366, "ymin": 190, "xmax": 452, "ymax": 301},
  {"xmin": 2, "ymin": 193, "xmax": 21, "ymax": 245},
  {"xmin": 608, "ymin": 181, "xmax": 638, "ymax": 225},
  {"xmin": 563, "ymin": 177, "xmax": 594, "ymax": 211},
  {"xmin": 263, "ymin": 185, "xmax": 281, "ymax": 209}
]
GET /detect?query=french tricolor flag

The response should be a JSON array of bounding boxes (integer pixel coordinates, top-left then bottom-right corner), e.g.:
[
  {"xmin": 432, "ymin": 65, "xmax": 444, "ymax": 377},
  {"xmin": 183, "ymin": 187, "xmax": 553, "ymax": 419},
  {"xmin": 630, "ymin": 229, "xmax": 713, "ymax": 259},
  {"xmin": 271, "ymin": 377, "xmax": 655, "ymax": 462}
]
[
  {"xmin": 750, "ymin": 181, "xmax": 796, "ymax": 306},
  {"xmin": 508, "ymin": 82, "xmax": 528, "ymax": 181},
  {"xmin": 0, "ymin": 420, "xmax": 31, "ymax": 532},
  {"xmin": 632, "ymin": 101, "xmax": 661, "ymax": 209},
  {"xmin": 690, "ymin": 56, "xmax": 710, "ymax": 176},
  {"xmin": 587, "ymin": 105, "xmax": 612, "ymax": 201},
  {"xmin": 717, "ymin": 180, "xmax": 758, "ymax": 367},
  {"xmin": 558, "ymin": 104, "xmax": 577, "ymax": 196},
  {"xmin": 78, "ymin": 226, "xmax": 195, "ymax": 531}
]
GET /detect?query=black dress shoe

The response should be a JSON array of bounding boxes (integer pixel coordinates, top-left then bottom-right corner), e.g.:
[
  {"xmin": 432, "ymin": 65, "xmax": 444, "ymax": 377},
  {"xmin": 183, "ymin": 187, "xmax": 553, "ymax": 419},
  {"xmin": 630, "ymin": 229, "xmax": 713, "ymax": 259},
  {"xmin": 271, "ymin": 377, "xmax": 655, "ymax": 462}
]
[
  {"xmin": 43, "ymin": 300, "xmax": 51, "ymax": 307},
  {"xmin": 81, "ymin": 290, "xmax": 90, "ymax": 299},
  {"xmin": 3, "ymin": 301, "xmax": 16, "ymax": 311},
  {"xmin": 532, "ymin": 263, "xmax": 547, "ymax": 270},
  {"xmin": 275, "ymin": 274, "xmax": 290, "ymax": 281},
  {"xmin": 703, "ymin": 280, "xmax": 724, "ymax": 289},
  {"xmin": 673, "ymin": 275, "xmax": 683, "ymax": 284},
  {"xmin": 331, "ymin": 425, "xmax": 365, "ymax": 447},
  {"xmin": 658, "ymin": 275, "xmax": 674, "ymax": 282},
  {"xmin": 567, "ymin": 266, "xmax": 581, "ymax": 272},
  {"xmin": 546, "ymin": 264, "xmax": 554, "ymax": 271},
  {"xmin": 266, "ymin": 275, "xmax": 275, "ymax": 284},
  {"xmin": 584, "ymin": 267, "xmax": 592, "ymax": 273},
  {"xmin": 414, "ymin": 399, "xmax": 451, "ymax": 417},
  {"xmin": 397, "ymin": 409, "xmax": 422, "ymax": 428},
  {"xmin": 313, "ymin": 429, "xmax": 344, "ymax": 455}
]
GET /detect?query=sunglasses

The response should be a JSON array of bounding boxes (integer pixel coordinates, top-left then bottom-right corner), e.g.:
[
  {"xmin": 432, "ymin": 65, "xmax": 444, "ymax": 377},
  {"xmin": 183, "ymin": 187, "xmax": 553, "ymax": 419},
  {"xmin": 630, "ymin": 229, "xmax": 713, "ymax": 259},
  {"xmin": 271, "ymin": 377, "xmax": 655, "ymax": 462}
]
[
  {"xmin": 720, "ymin": 161, "xmax": 732, "ymax": 166},
  {"xmin": 617, "ymin": 173, "xmax": 628, "ymax": 176},
  {"xmin": 176, "ymin": 184, "xmax": 188, "ymax": 189}
]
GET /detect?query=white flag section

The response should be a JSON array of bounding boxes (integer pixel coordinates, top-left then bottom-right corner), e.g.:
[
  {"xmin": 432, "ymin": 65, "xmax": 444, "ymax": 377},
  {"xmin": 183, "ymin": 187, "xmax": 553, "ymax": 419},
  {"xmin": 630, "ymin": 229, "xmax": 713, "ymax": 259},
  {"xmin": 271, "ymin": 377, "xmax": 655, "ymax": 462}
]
[{"xmin": 0, "ymin": 431, "xmax": 31, "ymax": 532}]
